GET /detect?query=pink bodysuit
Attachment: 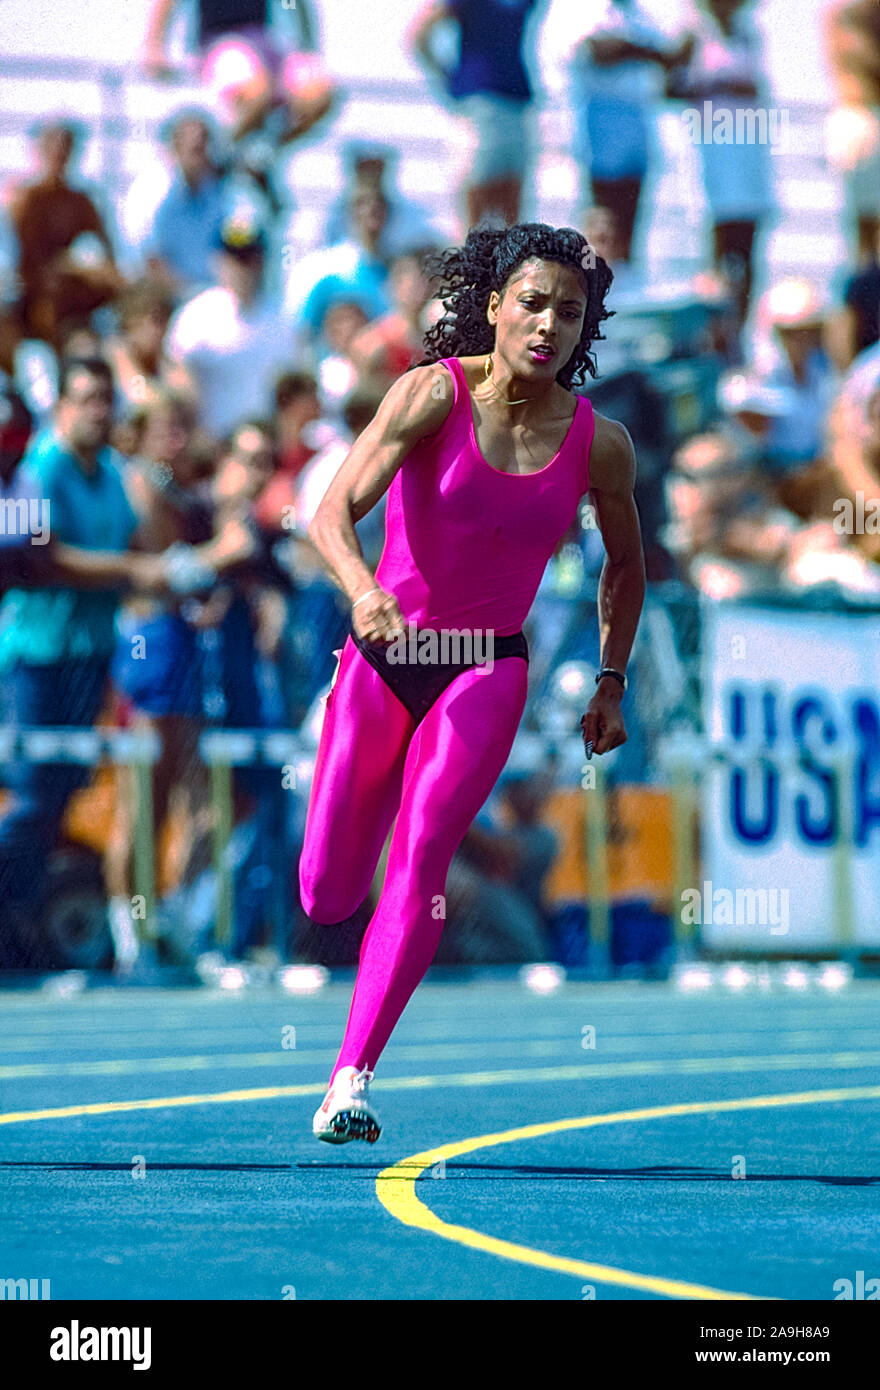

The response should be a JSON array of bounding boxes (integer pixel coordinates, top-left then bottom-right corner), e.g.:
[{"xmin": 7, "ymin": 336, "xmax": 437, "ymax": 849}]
[
  {"xmin": 376, "ymin": 354, "xmax": 592, "ymax": 634},
  {"xmin": 299, "ymin": 356, "xmax": 595, "ymax": 1082}
]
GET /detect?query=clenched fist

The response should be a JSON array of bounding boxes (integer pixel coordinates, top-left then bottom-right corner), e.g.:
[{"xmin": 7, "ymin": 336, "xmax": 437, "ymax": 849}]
[{"xmin": 352, "ymin": 586, "xmax": 406, "ymax": 643}]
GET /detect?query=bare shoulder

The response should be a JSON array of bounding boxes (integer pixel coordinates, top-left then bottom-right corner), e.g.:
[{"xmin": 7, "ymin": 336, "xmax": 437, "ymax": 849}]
[
  {"xmin": 589, "ymin": 411, "xmax": 637, "ymax": 495},
  {"xmin": 372, "ymin": 362, "xmax": 455, "ymax": 443}
]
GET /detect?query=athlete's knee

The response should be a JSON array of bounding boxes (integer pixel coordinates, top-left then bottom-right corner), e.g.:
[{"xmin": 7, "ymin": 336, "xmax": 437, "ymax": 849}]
[{"xmin": 298, "ymin": 859, "xmax": 363, "ymax": 926}]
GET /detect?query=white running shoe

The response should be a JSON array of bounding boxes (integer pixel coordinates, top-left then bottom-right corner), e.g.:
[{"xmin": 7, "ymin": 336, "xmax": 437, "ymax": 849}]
[{"xmin": 312, "ymin": 1065, "xmax": 381, "ymax": 1144}]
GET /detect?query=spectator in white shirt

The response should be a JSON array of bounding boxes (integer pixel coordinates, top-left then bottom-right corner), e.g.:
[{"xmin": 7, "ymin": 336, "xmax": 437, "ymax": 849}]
[{"xmin": 166, "ymin": 210, "xmax": 294, "ymax": 440}]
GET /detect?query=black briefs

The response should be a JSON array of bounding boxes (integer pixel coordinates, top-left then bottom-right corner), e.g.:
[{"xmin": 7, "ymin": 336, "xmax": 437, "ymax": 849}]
[{"xmin": 349, "ymin": 626, "xmax": 529, "ymax": 727}]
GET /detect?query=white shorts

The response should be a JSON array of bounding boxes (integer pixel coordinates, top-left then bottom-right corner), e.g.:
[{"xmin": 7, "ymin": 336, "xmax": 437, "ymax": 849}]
[{"xmin": 453, "ymin": 93, "xmax": 531, "ymax": 184}]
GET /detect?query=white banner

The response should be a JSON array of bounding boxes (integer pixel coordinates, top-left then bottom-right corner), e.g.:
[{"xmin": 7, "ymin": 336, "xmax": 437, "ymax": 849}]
[{"xmin": 700, "ymin": 600, "xmax": 880, "ymax": 949}]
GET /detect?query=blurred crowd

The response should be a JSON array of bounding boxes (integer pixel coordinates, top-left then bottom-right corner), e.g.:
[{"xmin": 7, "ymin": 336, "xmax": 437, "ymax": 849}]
[{"xmin": 1, "ymin": 0, "xmax": 880, "ymax": 974}]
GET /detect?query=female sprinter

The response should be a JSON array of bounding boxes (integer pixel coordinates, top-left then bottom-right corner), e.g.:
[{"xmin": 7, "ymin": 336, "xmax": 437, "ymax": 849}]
[{"xmin": 300, "ymin": 222, "xmax": 647, "ymax": 1143}]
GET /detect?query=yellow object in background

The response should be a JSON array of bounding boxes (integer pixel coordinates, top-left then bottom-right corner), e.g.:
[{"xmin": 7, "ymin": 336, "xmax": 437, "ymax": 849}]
[{"xmin": 541, "ymin": 785, "xmax": 677, "ymax": 911}]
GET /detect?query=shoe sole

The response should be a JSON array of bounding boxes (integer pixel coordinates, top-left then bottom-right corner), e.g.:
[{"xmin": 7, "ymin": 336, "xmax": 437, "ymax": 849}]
[{"xmin": 314, "ymin": 1108, "xmax": 381, "ymax": 1144}]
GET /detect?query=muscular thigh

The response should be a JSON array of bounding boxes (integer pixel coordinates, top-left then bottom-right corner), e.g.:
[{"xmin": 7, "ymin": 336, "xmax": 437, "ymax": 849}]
[
  {"xmin": 393, "ymin": 656, "xmax": 529, "ymax": 865},
  {"xmin": 302, "ymin": 638, "xmax": 415, "ymax": 878}
]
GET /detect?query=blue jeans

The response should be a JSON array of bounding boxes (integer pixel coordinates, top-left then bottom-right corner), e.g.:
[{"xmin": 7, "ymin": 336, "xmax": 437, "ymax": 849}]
[{"xmin": 0, "ymin": 657, "xmax": 109, "ymax": 904}]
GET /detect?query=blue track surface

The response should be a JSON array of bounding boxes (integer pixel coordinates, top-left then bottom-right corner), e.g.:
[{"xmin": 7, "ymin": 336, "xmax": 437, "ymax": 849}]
[{"xmin": 1, "ymin": 976, "xmax": 878, "ymax": 1300}]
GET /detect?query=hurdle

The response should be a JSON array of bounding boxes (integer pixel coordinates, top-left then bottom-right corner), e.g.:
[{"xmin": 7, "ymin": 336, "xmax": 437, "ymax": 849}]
[
  {"xmin": 0, "ymin": 723, "xmax": 313, "ymax": 961},
  {"xmin": 0, "ymin": 725, "xmax": 161, "ymax": 941},
  {"xmin": 199, "ymin": 729, "xmax": 307, "ymax": 953}
]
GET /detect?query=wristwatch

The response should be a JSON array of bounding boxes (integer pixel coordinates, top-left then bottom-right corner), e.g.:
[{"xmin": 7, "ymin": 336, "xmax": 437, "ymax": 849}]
[{"xmin": 596, "ymin": 667, "xmax": 627, "ymax": 692}]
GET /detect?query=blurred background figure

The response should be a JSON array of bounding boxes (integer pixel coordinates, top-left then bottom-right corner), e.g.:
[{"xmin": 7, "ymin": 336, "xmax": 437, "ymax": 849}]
[
  {"xmin": 143, "ymin": 0, "xmax": 334, "ymax": 150},
  {"xmin": 826, "ymin": 367, "xmax": 880, "ymax": 561},
  {"xmin": 830, "ymin": 221, "xmax": 880, "ymax": 368},
  {"xmin": 252, "ymin": 369, "xmax": 320, "ymax": 534},
  {"xmin": 752, "ymin": 277, "xmax": 838, "ymax": 471},
  {"xmin": 106, "ymin": 389, "xmax": 214, "ymax": 972},
  {"xmin": 408, "ymin": 0, "xmax": 539, "ymax": 229},
  {"xmin": 200, "ymin": 416, "xmax": 295, "ymax": 959},
  {"xmin": 824, "ymin": 0, "xmax": 880, "ymax": 266},
  {"xmin": 7, "ymin": 122, "xmax": 123, "ymax": 352},
  {"xmin": 106, "ymin": 278, "xmax": 196, "ymax": 434},
  {"xmin": 166, "ymin": 209, "xmax": 294, "ymax": 439},
  {"xmin": 349, "ymin": 247, "xmax": 439, "ymax": 391},
  {"xmin": 207, "ymin": 417, "xmax": 292, "ymax": 731},
  {"xmin": 137, "ymin": 113, "xmax": 230, "ymax": 301},
  {"xmin": 0, "ymin": 200, "xmax": 22, "ymax": 377},
  {"xmin": 670, "ymin": 0, "xmax": 777, "ymax": 335},
  {"xmin": 545, "ymin": 0, "xmax": 687, "ymax": 263},
  {"xmin": 581, "ymin": 204, "xmax": 647, "ymax": 298},
  {"xmin": 0, "ymin": 358, "xmax": 143, "ymax": 918},
  {"xmin": 439, "ymin": 739, "xmax": 559, "ymax": 964},
  {"xmin": 314, "ymin": 299, "xmax": 370, "ymax": 414},
  {"xmin": 0, "ymin": 381, "xmax": 42, "ymax": 595},
  {"xmin": 284, "ymin": 385, "xmax": 385, "ymax": 722},
  {"xmin": 284, "ymin": 186, "xmax": 391, "ymax": 356},
  {"xmin": 322, "ymin": 143, "xmax": 443, "ymax": 259},
  {"xmin": 664, "ymin": 429, "xmax": 803, "ymax": 598}
]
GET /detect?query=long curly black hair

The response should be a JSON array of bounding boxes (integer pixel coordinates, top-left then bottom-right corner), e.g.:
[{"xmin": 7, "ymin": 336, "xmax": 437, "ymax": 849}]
[{"xmin": 419, "ymin": 222, "xmax": 614, "ymax": 390}]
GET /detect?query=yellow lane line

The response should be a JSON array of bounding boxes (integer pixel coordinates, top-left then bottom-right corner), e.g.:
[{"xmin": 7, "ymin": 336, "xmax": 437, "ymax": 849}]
[
  {"xmin": 3, "ymin": 1047, "xmax": 880, "ymax": 1085},
  {"xmin": 4, "ymin": 1057, "xmax": 880, "ymax": 1128},
  {"xmin": 376, "ymin": 1085, "xmax": 880, "ymax": 1301}
]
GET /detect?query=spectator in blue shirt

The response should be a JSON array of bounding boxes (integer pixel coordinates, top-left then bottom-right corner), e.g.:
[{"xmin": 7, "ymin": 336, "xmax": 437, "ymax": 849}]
[
  {"xmin": 144, "ymin": 115, "xmax": 228, "ymax": 300},
  {"xmin": 0, "ymin": 357, "xmax": 160, "ymax": 914},
  {"xmin": 408, "ymin": 0, "xmax": 539, "ymax": 229}
]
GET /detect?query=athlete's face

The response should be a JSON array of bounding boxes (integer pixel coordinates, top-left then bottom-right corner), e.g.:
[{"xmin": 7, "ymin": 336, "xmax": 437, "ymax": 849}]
[{"xmin": 488, "ymin": 260, "xmax": 587, "ymax": 382}]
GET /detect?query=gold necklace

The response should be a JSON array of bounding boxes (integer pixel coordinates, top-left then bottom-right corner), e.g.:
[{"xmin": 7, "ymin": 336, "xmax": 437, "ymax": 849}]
[{"xmin": 476, "ymin": 353, "xmax": 537, "ymax": 406}]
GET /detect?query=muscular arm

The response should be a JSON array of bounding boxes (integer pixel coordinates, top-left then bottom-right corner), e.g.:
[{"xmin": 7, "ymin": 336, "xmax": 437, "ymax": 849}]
[
  {"xmin": 580, "ymin": 413, "xmax": 646, "ymax": 754},
  {"xmin": 590, "ymin": 413, "xmax": 646, "ymax": 675},
  {"xmin": 307, "ymin": 364, "xmax": 452, "ymax": 627}
]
